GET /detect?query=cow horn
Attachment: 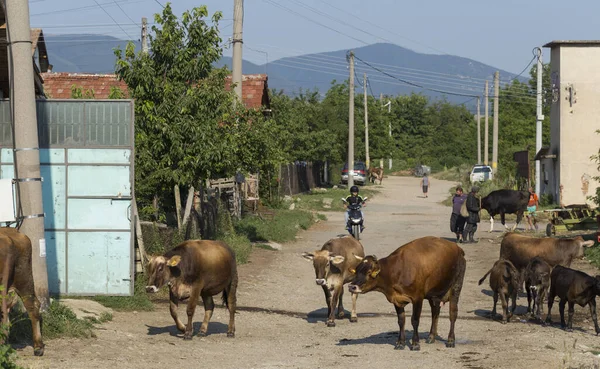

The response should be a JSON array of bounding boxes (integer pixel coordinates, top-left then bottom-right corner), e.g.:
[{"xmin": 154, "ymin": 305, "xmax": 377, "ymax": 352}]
[
  {"xmin": 353, "ymin": 254, "xmax": 364, "ymax": 261},
  {"xmin": 582, "ymin": 240, "xmax": 595, "ymax": 248}
]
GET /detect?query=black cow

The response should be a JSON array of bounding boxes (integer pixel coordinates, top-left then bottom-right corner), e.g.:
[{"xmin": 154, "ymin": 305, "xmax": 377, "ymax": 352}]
[
  {"xmin": 544, "ymin": 265, "xmax": 600, "ymax": 334},
  {"xmin": 481, "ymin": 190, "xmax": 530, "ymax": 232}
]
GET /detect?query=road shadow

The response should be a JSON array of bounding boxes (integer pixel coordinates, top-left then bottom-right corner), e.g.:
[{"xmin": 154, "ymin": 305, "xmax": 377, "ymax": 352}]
[
  {"xmin": 337, "ymin": 331, "xmax": 446, "ymax": 347},
  {"xmin": 146, "ymin": 322, "xmax": 229, "ymax": 337},
  {"xmin": 305, "ymin": 308, "xmax": 381, "ymax": 324}
]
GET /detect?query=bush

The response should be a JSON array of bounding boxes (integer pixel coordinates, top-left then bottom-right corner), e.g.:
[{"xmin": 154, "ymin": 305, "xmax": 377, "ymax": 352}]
[{"xmin": 235, "ymin": 209, "xmax": 314, "ymax": 243}]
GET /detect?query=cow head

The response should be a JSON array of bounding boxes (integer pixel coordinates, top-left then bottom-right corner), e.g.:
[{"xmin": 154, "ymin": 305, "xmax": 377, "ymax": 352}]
[
  {"xmin": 145, "ymin": 255, "xmax": 182, "ymax": 293},
  {"xmin": 348, "ymin": 254, "xmax": 380, "ymax": 294},
  {"xmin": 302, "ymin": 251, "xmax": 345, "ymax": 287},
  {"xmin": 573, "ymin": 236, "xmax": 595, "ymax": 258}
]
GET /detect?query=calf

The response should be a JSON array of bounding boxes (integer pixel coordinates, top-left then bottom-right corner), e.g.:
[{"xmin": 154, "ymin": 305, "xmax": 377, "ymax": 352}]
[
  {"xmin": 0, "ymin": 228, "xmax": 44, "ymax": 356},
  {"xmin": 524, "ymin": 257, "xmax": 551, "ymax": 320},
  {"xmin": 481, "ymin": 190, "xmax": 529, "ymax": 232},
  {"xmin": 348, "ymin": 237, "xmax": 466, "ymax": 350},
  {"xmin": 302, "ymin": 236, "xmax": 365, "ymax": 326},
  {"xmin": 368, "ymin": 167, "xmax": 384, "ymax": 185},
  {"xmin": 478, "ymin": 259, "xmax": 519, "ymax": 323},
  {"xmin": 544, "ymin": 265, "xmax": 600, "ymax": 334},
  {"xmin": 146, "ymin": 240, "xmax": 237, "ymax": 339}
]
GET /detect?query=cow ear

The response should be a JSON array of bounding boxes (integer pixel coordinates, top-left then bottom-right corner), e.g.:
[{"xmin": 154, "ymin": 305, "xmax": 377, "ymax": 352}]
[
  {"xmin": 330, "ymin": 255, "xmax": 345, "ymax": 265},
  {"xmin": 302, "ymin": 252, "xmax": 315, "ymax": 261},
  {"xmin": 167, "ymin": 255, "xmax": 181, "ymax": 267},
  {"xmin": 353, "ymin": 254, "xmax": 364, "ymax": 261}
]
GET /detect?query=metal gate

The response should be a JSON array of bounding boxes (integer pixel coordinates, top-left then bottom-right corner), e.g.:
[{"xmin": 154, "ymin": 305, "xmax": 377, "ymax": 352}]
[{"xmin": 0, "ymin": 99, "xmax": 134, "ymax": 296}]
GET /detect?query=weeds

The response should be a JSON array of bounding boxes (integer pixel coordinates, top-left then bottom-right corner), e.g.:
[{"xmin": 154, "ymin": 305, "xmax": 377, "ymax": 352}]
[
  {"xmin": 92, "ymin": 274, "xmax": 154, "ymax": 312},
  {"xmin": 235, "ymin": 209, "xmax": 314, "ymax": 243},
  {"xmin": 290, "ymin": 187, "xmax": 378, "ymax": 212}
]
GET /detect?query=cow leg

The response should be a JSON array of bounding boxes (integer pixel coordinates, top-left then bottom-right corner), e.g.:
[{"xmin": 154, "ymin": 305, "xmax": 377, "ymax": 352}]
[
  {"xmin": 394, "ymin": 304, "xmax": 407, "ymax": 350},
  {"xmin": 501, "ymin": 212, "xmax": 508, "ymax": 230},
  {"xmin": 327, "ymin": 285, "xmax": 341, "ymax": 327},
  {"xmin": 515, "ymin": 210, "xmax": 524, "ymax": 230},
  {"xmin": 19, "ymin": 293, "xmax": 44, "ymax": 356},
  {"xmin": 566, "ymin": 301, "xmax": 575, "ymax": 332},
  {"xmin": 489, "ymin": 216, "xmax": 494, "ymax": 232},
  {"xmin": 169, "ymin": 290, "xmax": 186, "ymax": 333},
  {"xmin": 491, "ymin": 291, "xmax": 498, "ymax": 318},
  {"xmin": 410, "ymin": 300, "xmax": 423, "ymax": 351},
  {"xmin": 225, "ymin": 275, "xmax": 238, "ymax": 338},
  {"xmin": 509, "ymin": 290, "xmax": 517, "ymax": 320},
  {"xmin": 182, "ymin": 288, "xmax": 201, "ymax": 340},
  {"xmin": 535, "ymin": 287, "xmax": 546, "ymax": 321},
  {"xmin": 447, "ymin": 293, "xmax": 459, "ymax": 348},
  {"xmin": 427, "ymin": 298, "xmax": 441, "ymax": 344},
  {"xmin": 321, "ymin": 285, "xmax": 332, "ymax": 321},
  {"xmin": 198, "ymin": 293, "xmax": 214, "ymax": 338},
  {"xmin": 336, "ymin": 286, "xmax": 345, "ymax": 319},
  {"xmin": 558, "ymin": 299, "xmax": 567, "ymax": 329},
  {"xmin": 588, "ymin": 299, "xmax": 600, "ymax": 335},
  {"xmin": 349, "ymin": 292, "xmax": 358, "ymax": 323},
  {"xmin": 544, "ymin": 285, "xmax": 556, "ymax": 325},
  {"xmin": 526, "ymin": 282, "xmax": 532, "ymax": 314},
  {"xmin": 499, "ymin": 290, "xmax": 509, "ymax": 324}
]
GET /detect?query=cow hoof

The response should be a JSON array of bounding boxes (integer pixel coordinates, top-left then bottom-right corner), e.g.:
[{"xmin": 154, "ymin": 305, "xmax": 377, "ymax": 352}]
[
  {"xmin": 566, "ymin": 328, "xmax": 573, "ymax": 333},
  {"xmin": 410, "ymin": 344, "xmax": 420, "ymax": 351},
  {"xmin": 227, "ymin": 332, "xmax": 235, "ymax": 338},
  {"xmin": 446, "ymin": 341, "xmax": 456, "ymax": 348},
  {"xmin": 426, "ymin": 337, "xmax": 435, "ymax": 344},
  {"xmin": 198, "ymin": 331, "xmax": 207, "ymax": 337},
  {"xmin": 501, "ymin": 320, "xmax": 507, "ymax": 325},
  {"xmin": 183, "ymin": 335, "xmax": 193, "ymax": 340},
  {"xmin": 394, "ymin": 343, "xmax": 405, "ymax": 350},
  {"xmin": 34, "ymin": 347, "xmax": 45, "ymax": 357},
  {"xmin": 337, "ymin": 312, "xmax": 345, "ymax": 319},
  {"xmin": 349, "ymin": 317, "xmax": 358, "ymax": 323},
  {"xmin": 326, "ymin": 321, "xmax": 336, "ymax": 328}
]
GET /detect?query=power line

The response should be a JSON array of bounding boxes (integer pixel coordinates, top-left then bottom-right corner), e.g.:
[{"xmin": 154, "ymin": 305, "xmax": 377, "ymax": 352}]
[
  {"xmin": 113, "ymin": 1, "xmax": 139, "ymax": 27},
  {"xmin": 30, "ymin": 0, "xmax": 148, "ymax": 17},
  {"xmin": 92, "ymin": 0, "xmax": 135, "ymax": 40}
]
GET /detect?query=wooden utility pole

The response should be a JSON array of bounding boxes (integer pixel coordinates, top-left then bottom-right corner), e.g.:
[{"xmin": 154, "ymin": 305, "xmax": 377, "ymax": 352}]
[
  {"xmin": 232, "ymin": 0, "xmax": 243, "ymax": 104},
  {"xmin": 477, "ymin": 96, "xmax": 481, "ymax": 164},
  {"xmin": 347, "ymin": 51, "xmax": 355, "ymax": 188},
  {"xmin": 364, "ymin": 73, "xmax": 369, "ymax": 169},
  {"xmin": 492, "ymin": 71, "xmax": 499, "ymax": 172},
  {"xmin": 141, "ymin": 17, "xmax": 148, "ymax": 53},
  {"xmin": 535, "ymin": 47, "xmax": 543, "ymax": 194},
  {"xmin": 5, "ymin": 0, "xmax": 49, "ymax": 310},
  {"xmin": 484, "ymin": 81, "xmax": 489, "ymax": 165}
]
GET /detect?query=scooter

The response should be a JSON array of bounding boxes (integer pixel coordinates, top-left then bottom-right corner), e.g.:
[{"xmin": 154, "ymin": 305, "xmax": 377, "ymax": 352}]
[{"xmin": 341, "ymin": 197, "xmax": 368, "ymax": 240}]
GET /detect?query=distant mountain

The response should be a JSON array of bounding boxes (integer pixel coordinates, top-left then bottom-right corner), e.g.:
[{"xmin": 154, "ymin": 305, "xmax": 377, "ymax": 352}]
[{"xmin": 43, "ymin": 35, "xmax": 526, "ymax": 107}]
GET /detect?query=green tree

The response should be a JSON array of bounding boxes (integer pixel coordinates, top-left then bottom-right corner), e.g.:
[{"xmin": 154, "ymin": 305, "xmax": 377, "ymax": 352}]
[
  {"xmin": 108, "ymin": 86, "xmax": 126, "ymax": 99},
  {"xmin": 70, "ymin": 84, "xmax": 95, "ymax": 99}
]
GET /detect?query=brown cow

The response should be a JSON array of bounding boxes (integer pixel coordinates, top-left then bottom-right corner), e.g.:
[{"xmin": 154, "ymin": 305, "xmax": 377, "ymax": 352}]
[
  {"xmin": 368, "ymin": 167, "xmax": 384, "ymax": 185},
  {"xmin": 524, "ymin": 257, "xmax": 551, "ymax": 320},
  {"xmin": 302, "ymin": 236, "xmax": 365, "ymax": 327},
  {"xmin": 0, "ymin": 228, "xmax": 44, "ymax": 356},
  {"xmin": 348, "ymin": 237, "xmax": 466, "ymax": 350},
  {"xmin": 146, "ymin": 240, "xmax": 237, "ymax": 340},
  {"xmin": 478, "ymin": 259, "xmax": 519, "ymax": 323},
  {"xmin": 500, "ymin": 233, "xmax": 594, "ymax": 285}
]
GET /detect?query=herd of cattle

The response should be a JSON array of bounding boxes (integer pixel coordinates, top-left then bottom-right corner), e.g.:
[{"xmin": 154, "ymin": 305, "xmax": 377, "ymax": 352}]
[{"xmin": 0, "ymin": 188, "xmax": 599, "ymax": 357}]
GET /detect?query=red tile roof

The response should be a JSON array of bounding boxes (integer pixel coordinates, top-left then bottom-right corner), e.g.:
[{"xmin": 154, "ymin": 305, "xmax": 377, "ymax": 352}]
[
  {"xmin": 40, "ymin": 73, "xmax": 270, "ymax": 109},
  {"xmin": 40, "ymin": 72, "xmax": 129, "ymax": 99}
]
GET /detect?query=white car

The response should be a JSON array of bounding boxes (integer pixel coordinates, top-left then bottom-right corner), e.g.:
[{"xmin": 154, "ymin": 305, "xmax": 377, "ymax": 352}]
[{"xmin": 470, "ymin": 165, "xmax": 493, "ymax": 182}]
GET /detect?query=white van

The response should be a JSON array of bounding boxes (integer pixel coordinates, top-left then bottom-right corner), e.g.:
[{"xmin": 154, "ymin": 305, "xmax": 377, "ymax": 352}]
[{"xmin": 470, "ymin": 165, "xmax": 493, "ymax": 182}]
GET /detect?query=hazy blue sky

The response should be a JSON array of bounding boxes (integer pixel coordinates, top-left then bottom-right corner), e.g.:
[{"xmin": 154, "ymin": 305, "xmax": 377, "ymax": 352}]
[{"xmin": 29, "ymin": 0, "xmax": 599, "ymax": 75}]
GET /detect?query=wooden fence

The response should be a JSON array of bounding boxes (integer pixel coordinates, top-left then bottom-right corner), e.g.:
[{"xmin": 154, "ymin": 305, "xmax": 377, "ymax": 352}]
[{"xmin": 279, "ymin": 161, "xmax": 326, "ymax": 196}]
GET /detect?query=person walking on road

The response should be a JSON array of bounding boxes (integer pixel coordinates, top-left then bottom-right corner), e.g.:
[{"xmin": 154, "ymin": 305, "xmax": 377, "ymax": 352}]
[
  {"xmin": 463, "ymin": 186, "xmax": 481, "ymax": 243},
  {"xmin": 420, "ymin": 173, "xmax": 430, "ymax": 198},
  {"xmin": 450, "ymin": 186, "xmax": 468, "ymax": 243},
  {"xmin": 525, "ymin": 186, "xmax": 539, "ymax": 231}
]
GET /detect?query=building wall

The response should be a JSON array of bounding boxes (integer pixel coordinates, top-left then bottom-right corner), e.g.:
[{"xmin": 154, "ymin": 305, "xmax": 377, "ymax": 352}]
[
  {"xmin": 551, "ymin": 45, "xmax": 600, "ymax": 206},
  {"xmin": 546, "ymin": 47, "xmax": 561, "ymax": 203}
]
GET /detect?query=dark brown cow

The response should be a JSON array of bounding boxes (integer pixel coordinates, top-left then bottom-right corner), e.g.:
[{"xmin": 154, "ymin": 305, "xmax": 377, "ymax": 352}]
[
  {"xmin": 368, "ymin": 167, "xmax": 384, "ymax": 185},
  {"xmin": 302, "ymin": 236, "xmax": 365, "ymax": 327},
  {"xmin": 524, "ymin": 257, "xmax": 551, "ymax": 320},
  {"xmin": 478, "ymin": 259, "xmax": 519, "ymax": 323},
  {"xmin": 348, "ymin": 237, "xmax": 466, "ymax": 350},
  {"xmin": 544, "ymin": 265, "xmax": 600, "ymax": 334},
  {"xmin": 0, "ymin": 228, "xmax": 44, "ymax": 356},
  {"xmin": 500, "ymin": 232, "xmax": 594, "ymax": 283},
  {"xmin": 146, "ymin": 240, "xmax": 237, "ymax": 340}
]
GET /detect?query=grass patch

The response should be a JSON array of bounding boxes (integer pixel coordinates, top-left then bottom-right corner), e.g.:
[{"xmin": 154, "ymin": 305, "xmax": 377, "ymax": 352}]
[
  {"xmin": 235, "ymin": 209, "xmax": 314, "ymax": 243},
  {"xmin": 92, "ymin": 273, "xmax": 154, "ymax": 312},
  {"xmin": 9, "ymin": 300, "xmax": 96, "ymax": 344},
  {"xmin": 291, "ymin": 187, "xmax": 379, "ymax": 212},
  {"xmin": 316, "ymin": 213, "xmax": 327, "ymax": 221},
  {"xmin": 254, "ymin": 243, "xmax": 279, "ymax": 251},
  {"xmin": 585, "ymin": 244, "xmax": 600, "ymax": 269},
  {"xmin": 219, "ymin": 233, "xmax": 252, "ymax": 263}
]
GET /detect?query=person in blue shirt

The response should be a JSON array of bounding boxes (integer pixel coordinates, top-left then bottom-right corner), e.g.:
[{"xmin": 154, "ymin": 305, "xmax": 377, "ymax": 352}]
[{"xmin": 344, "ymin": 185, "xmax": 366, "ymax": 232}]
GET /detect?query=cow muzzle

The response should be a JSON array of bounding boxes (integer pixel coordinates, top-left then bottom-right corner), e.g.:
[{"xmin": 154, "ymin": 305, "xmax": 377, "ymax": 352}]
[
  {"xmin": 145, "ymin": 285, "xmax": 159, "ymax": 293},
  {"xmin": 315, "ymin": 279, "xmax": 326, "ymax": 286},
  {"xmin": 348, "ymin": 284, "xmax": 361, "ymax": 293}
]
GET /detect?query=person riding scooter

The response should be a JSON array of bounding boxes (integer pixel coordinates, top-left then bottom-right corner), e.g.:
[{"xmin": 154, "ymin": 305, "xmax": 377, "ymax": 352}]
[{"xmin": 344, "ymin": 185, "xmax": 366, "ymax": 233}]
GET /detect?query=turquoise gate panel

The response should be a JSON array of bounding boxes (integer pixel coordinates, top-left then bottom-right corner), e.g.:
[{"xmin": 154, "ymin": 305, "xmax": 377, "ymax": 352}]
[{"xmin": 0, "ymin": 100, "xmax": 134, "ymax": 296}]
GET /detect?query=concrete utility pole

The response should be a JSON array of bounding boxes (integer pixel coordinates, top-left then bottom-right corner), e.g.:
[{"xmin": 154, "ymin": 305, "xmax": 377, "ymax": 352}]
[
  {"xmin": 381, "ymin": 93, "xmax": 392, "ymax": 170},
  {"xmin": 347, "ymin": 51, "xmax": 355, "ymax": 188},
  {"xmin": 232, "ymin": 0, "xmax": 243, "ymax": 104},
  {"xmin": 535, "ymin": 47, "xmax": 543, "ymax": 195},
  {"xmin": 141, "ymin": 17, "xmax": 148, "ymax": 54},
  {"xmin": 364, "ymin": 73, "xmax": 369, "ymax": 169},
  {"xmin": 484, "ymin": 81, "xmax": 489, "ymax": 165},
  {"xmin": 5, "ymin": 0, "xmax": 49, "ymax": 310},
  {"xmin": 477, "ymin": 96, "xmax": 481, "ymax": 164},
  {"xmin": 492, "ymin": 71, "xmax": 499, "ymax": 172}
]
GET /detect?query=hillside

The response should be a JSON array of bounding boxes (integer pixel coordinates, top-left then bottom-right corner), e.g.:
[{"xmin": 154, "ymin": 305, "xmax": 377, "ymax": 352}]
[{"xmin": 43, "ymin": 34, "xmax": 526, "ymax": 106}]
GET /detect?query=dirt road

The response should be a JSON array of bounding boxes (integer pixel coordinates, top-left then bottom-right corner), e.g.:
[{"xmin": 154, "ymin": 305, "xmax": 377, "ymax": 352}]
[{"xmin": 19, "ymin": 176, "xmax": 600, "ymax": 369}]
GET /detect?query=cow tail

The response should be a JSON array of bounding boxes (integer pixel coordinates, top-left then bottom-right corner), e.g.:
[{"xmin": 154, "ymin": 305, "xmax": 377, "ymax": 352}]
[
  {"xmin": 222, "ymin": 290, "xmax": 229, "ymax": 309},
  {"xmin": 478, "ymin": 268, "xmax": 492, "ymax": 286}
]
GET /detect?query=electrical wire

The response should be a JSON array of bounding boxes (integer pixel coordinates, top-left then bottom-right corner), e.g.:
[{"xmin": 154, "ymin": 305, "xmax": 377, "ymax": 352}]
[{"xmin": 92, "ymin": 0, "xmax": 135, "ymax": 40}]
